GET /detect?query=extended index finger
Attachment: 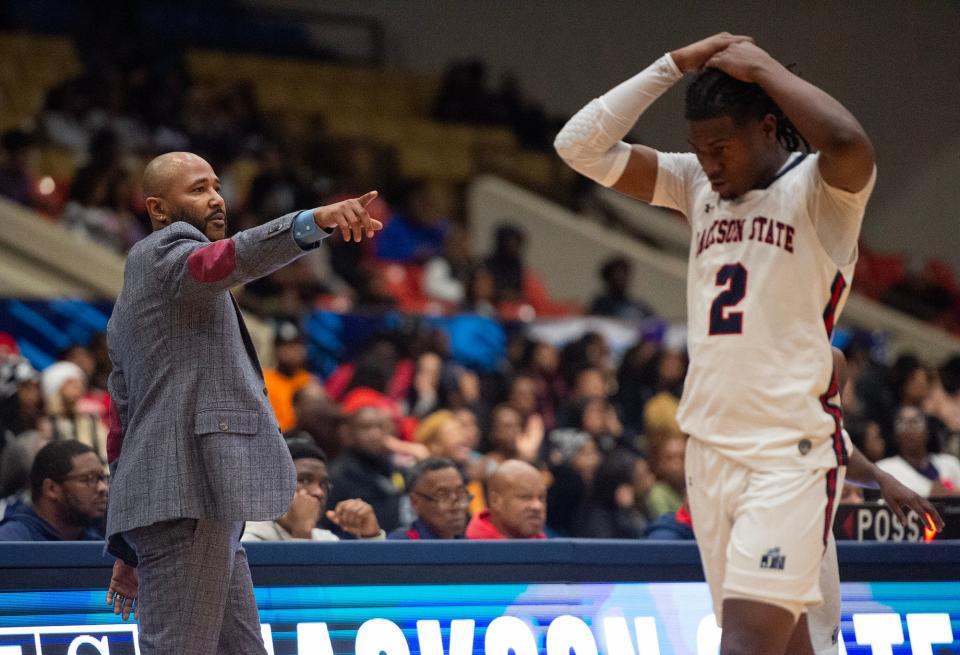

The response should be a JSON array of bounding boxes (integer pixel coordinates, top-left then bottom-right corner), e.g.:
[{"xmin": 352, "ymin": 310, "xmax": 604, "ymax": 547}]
[{"xmin": 357, "ymin": 190, "xmax": 379, "ymax": 207}]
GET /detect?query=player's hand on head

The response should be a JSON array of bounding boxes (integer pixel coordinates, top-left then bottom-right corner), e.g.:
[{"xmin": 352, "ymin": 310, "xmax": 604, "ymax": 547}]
[
  {"xmin": 327, "ymin": 498, "xmax": 381, "ymax": 538},
  {"xmin": 704, "ymin": 40, "xmax": 774, "ymax": 83},
  {"xmin": 313, "ymin": 191, "xmax": 384, "ymax": 242},
  {"xmin": 671, "ymin": 32, "xmax": 754, "ymax": 74}
]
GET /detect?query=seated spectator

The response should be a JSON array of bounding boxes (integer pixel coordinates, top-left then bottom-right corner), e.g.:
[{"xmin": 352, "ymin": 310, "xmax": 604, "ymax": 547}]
[
  {"xmin": 247, "ymin": 144, "xmax": 311, "ymax": 219},
  {"xmin": 643, "ymin": 500, "xmax": 695, "ymax": 540},
  {"xmin": 414, "ymin": 410, "xmax": 472, "ymax": 467},
  {"xmin": 42, "ymin": 361, "xmax": 108, "ymax": 462},
  {"xmin": 461, "ymin": 265, "xmax": 497, "ymax": 316},
  {"xmin": 327, "ymin": 406, "xmax": 409, "ymax": 532},
  {"xmin": 1, "ymin": 431, "xmax": 51, "ymax": 518},
  {"xmin": 0, "ymin": 440, "xmax": 106, "ymax": 541},
  {"xmin": 481, "ymin": 404, "xmax": 526, "ymax": 471},
  {"xmin": 589, "ymin": 257, "xmax": 655, "ymax": 322},
  {"xmin": 544, "ymin": 428, "xmax": 600, "ymax": 537},
  {"xmin": 579, "ymin": 449, "xmax": 650, "ymax": 539},
  {"xmin": 284, "ymin": 383, "xmax": 344, "ymax": 461},
  {"xmin": 0, "ymin": 356, "xmax": 45, "ymax": 442},
  {"xmin": 243, "ymin": 442, "xmax": 383, "ymax": 542},
  {"xmin": 0, "ymin": 129, "xmax": 37, "ymax": 208},
  {"xmin": 389, "ymin": 457, "xmax": 469, "ymax": 540},
  {"xmin": 61, "ymin": 343, "xmax": 110, "ymax": 420},
  {"xmin": 423, "ymin": 225, "xmax": 474, "ymax": 305},
  {"xmin": 466, "ymin": 459, "xmax": 546, "ymax": 539},
  {"xmin": 405, "ymin": 352, "xmax": 444, "ymax": 419},
  {"xmin": 264, "ymin": 320, "xmax": 319, "ymax": 432},
  {"xmin": 376, "ymin": 179, "xmax": 449, "ymax": 263},
  {"xmin": 484, "ymin": 224, "xmax": 528, "ymax": 305},
  {"xmin": 877, "ymin": 405, "xmax": 960, "ymax": 497},
  {"xmin": 646, "ymin": 433, "xmax": 687, "ymax": 518}
]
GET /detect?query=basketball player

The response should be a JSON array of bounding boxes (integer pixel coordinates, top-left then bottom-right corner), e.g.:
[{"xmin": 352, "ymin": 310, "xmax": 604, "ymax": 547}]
[
  {"xmin": 807, "ymin": 349, "xmax": 943, "ymax": 654},
  {"xmin": 555, "ymin": 33, "xmax": 877, "ymax": 653}
]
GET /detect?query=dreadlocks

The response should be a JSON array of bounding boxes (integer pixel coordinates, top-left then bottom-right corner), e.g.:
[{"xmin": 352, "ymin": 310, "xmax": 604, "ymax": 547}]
[{"xmin": 685, "ymin": 68, "xmax": 809, "ymax": 153}]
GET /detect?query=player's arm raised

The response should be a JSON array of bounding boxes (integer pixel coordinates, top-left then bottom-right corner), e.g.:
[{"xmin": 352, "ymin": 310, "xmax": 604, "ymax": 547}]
[
  {"xmin": 705, "ymin": 42, "xmax": 875, "ymax": 193},
  {"xmin": 554, "ymin": 33, "xmax": 752, "ymax": 202}
]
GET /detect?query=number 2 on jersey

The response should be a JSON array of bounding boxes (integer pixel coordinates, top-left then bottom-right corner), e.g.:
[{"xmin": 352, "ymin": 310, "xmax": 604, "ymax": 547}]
[{"xmin": 709, "ymin": 263, "xmax": 747, "ymax": 335}]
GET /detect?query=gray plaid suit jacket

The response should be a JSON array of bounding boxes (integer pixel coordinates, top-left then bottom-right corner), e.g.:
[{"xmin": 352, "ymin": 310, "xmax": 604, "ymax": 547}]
[{"xmin": 105, "ymin": 213, "xmax": 319, "ymax": 563}]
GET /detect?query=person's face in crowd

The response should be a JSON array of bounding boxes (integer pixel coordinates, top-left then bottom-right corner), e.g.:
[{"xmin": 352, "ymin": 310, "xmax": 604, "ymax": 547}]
[
  {"xmin": 294, "ymin": 457, "xmax": 330, "ymax": 515},
  {"xmin": 53, "ymin": 452, "xmax": 108, "ymax": 527},
  {"xmin": 531, "ymin": 342, "xmax": 559, "ymax": 376},
  {"xmin": 840, "ymin": 482, "xmax": 864, "ymax": 505},
  {"xmin": 347, "ymin": 407, "xmax": 389, "ymax": 458},
  {"xmin": 429, "ymin": 418, "xmax": 472, "ymax": 465},
  {"xmin": 490, "ymin": 406, "xmax": 523, "ymax": 457},
  {"xmin": 861, "ymin": 421, "xmax": 886, "ymax": 462},
  {"xmin": 489, "ymin": 468, "xmax": 547, "ymax": 538},
  {"xmin": 415, "ymin": 353, "xmax": 443, "ymax": 392},
  {"xmin": 410, "ymin": 467, "xmax": 469, "ymax": 539},
  {"xmin": 59, "ymin": 377, "xmax": 86, "ymax": 408},
  {"xmin": 894, "ymin": 406, "xmax": 929, "ymax": 457},
  {"xmin": 454, "ymin": 408, "xmax": 480, "ymax": 451},
  {"xmin": 64, "ymin": 347, "xmax": 96, "ymax": 379},
  {"xmin": 581, "ymin": 398, "xmax": 608, "ymax": 436},
  {"xmin": 902, "ymin": 368, "xmax": 931, "ymax": 406},
  {"xmin": 574, "ymin": 368, "xmax": 606, "ymax": 400},
  {"xmin": 468, "ymin": 268, "xmax": 495, "ymax": 303},
  {"xmin": 571, "ymin": 438, "xmax": 601, "ymax": 483},
  {"xmin": 606, "ymin": 261, "xmax": 631, "ymax": 295},
  {"xmin": 508, "ymin": 376, "xmax": 537, "ymax": 417},
  {"xmin": 632, "ymin": 458, "xmax": 657, "ymax": 499},
  {"xmin": 584, "ymin": 335, "xmax": 610, "ymax": 369},
  {"xmin": 157, "ymin": 156, "xmax": 227, "ymax": 241},
  {"xmin": 275, "ymin": 340, "xmax": 307, "ymax": 373},
  {"xmin": 17, "ymin": 379, "xmax": 43, "ymax": 418},
  {"xmin": 687, "ymin": 113, "xmax": 782, "ymax": 200},
  {"xmin": 656, "ymin": 437, "xmax": 687, "ymax": 492},
  {"xmin": 658, "ymin": 351, "xmax": 686, "ymax": 389}
]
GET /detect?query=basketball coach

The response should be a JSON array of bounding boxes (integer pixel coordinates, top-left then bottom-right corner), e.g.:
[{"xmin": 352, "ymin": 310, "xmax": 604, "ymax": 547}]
[{"xmin": 102, "ymin": 151, "xmax": 382, "ymax": 654}]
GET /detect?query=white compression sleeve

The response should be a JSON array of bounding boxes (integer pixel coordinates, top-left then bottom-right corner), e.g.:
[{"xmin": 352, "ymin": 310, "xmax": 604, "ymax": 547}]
[{"xmin": 554, "ymin": 54, "xmax": 683, "ymax": 187}]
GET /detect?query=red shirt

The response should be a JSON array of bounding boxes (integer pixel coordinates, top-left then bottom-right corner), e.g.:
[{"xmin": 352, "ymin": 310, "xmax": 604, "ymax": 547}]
[{"xmin": 464, "ymin": 510, "xmax": 546, "ymax": 540}]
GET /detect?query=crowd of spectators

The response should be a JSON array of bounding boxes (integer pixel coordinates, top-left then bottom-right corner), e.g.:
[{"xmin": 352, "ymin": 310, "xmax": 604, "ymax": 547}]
[{"xmin": 3, "ymin": 304, "xmax": 960, "ymax": 543}]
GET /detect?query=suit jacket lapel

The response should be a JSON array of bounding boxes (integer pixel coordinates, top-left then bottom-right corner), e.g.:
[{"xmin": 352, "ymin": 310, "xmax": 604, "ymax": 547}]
[{"xmin": 230, "ymin": 292, "xmax": 264, "ymax": 381}]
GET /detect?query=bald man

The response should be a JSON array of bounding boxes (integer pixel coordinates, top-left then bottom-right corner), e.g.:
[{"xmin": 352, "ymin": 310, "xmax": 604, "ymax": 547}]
[
  {"xmin": 465, "ymin": 459, "xmax": 547, "ymax": 539},
  {"xmin": 102, "ymin": 152, "xmax": 382, "ymax": 654}
]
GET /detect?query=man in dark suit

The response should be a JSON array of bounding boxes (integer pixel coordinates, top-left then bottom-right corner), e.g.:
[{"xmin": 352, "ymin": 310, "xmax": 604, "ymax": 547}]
[{"xmin": 103, "ymin": 151, "xmax": 381, "ymax": 653}]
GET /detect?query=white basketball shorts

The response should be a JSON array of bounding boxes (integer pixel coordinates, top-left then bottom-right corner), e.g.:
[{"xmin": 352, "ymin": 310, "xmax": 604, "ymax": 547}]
[{"xmin": 686, "ymin": 437, "xmax": 846, "ymax": 623}]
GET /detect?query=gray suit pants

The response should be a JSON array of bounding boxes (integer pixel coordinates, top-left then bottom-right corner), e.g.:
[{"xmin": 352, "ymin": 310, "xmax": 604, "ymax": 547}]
[{"xmin": 124, "ymin": 519, "xmax": 267, "ymax": 655}]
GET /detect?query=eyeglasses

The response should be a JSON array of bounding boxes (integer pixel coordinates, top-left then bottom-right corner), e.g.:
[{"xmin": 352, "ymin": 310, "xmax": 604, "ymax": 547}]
[
  {"xmin": 62, "ymin": 473, "xmax": 109, "ymax": 487},
  {"xmin": 413, "ymin": 490, "xmax": 473, "ymax": 506}
]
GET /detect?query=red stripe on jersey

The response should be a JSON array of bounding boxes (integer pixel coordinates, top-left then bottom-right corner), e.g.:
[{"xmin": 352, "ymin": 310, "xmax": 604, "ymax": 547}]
[
  {"xmin": 819, "ymin": 369, "xmax": 849, "ymax": 466},
  {"xmin": 187, "ymin": 239, "xmax": 237, "ymax": 283},
  {"xmin": 822, "ymin": 272, "xmax": 847, "ymax": 337},
  {"xmin": 823, "ymin": 468, "xmax": 839, "ymax": 548}
]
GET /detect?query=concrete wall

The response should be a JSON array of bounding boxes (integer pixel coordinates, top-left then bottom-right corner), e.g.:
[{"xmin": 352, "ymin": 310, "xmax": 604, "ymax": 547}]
[{"xmin": 269, "ymin": 0, "xmax": 960, "ymax": 271}]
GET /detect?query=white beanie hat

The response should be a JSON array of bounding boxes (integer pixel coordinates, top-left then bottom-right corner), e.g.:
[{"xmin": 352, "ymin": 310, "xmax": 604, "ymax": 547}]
[{"xmin": 41, "ymin": 361, "xmax": 86, "ymax": 400}]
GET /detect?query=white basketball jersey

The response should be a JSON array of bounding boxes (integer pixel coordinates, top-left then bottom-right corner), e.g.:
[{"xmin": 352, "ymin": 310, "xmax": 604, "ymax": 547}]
[{"xmin": 652, "ymin": 152, "xmax": 876, "ymax": 470}]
